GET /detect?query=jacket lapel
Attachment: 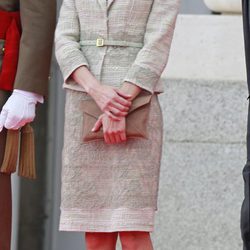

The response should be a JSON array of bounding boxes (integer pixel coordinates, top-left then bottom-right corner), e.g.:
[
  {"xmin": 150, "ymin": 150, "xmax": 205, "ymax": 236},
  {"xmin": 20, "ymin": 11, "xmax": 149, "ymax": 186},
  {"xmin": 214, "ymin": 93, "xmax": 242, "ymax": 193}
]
[
  {"xmin": 97, "ymin": 0, "xmax": 115, "ymax": 13},
  {"xmin": 107, "ymin": 0, "xmax": 115, "ymax": 11}
]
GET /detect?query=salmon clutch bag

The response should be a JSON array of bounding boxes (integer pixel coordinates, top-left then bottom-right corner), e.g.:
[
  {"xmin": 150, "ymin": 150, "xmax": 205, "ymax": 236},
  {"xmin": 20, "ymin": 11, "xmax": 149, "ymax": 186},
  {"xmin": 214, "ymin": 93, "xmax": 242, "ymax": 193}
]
[{"xmin": 80, "ymin": 92, "xmax": 153, "ymax": 142}]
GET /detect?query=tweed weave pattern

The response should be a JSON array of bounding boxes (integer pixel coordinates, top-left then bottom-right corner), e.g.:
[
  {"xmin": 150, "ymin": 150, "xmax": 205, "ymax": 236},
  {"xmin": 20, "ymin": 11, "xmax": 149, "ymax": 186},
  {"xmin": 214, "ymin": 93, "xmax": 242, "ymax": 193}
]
[
  {"xmin": 55, "ymin": 0, "xmax": 180, "ymax": 232},
  {"xmin": 60, "ymin": 89, "xmax": 163, "ymax": 232},
  {"xmin": 55, "ymin": 0, "xmax": 180, "ymax": 94}
]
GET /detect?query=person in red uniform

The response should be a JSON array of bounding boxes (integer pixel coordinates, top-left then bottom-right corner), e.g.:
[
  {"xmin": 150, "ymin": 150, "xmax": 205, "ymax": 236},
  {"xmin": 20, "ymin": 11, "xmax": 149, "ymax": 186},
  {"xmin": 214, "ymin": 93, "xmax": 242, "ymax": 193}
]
[{"xmin": 0, "ymin": 1, "xmax": 56, "ymax": 249}]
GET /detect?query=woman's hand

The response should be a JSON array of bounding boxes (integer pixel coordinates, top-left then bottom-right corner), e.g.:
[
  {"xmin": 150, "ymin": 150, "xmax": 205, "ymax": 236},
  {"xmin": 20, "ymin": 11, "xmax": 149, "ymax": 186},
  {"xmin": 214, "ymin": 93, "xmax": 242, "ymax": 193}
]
[
  {"xmin": 91, "ymin": 113, "xmax": 126, "ymax": 144},
  {"xmin": 89, "ymin": 85, "xmax": 132, "ymax": 121},
  {"xmin": 70, "ymin": 66, "xmax": 132, "ymax": 121}
]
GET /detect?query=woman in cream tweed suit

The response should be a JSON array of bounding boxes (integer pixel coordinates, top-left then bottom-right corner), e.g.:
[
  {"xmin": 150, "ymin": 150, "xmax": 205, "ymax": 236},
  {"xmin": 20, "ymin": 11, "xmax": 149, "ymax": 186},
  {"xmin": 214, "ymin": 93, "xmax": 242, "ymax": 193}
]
[{"xmin": 55, "ymin": 0, "xmax": 180, "ymax": 249}]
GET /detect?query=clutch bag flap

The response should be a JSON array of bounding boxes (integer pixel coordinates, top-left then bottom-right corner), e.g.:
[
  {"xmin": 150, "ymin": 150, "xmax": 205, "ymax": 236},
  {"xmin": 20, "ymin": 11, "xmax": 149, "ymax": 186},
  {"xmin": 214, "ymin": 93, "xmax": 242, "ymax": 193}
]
[
  {"xmin": 80, "ymin": 93, "xmax": 152, "ymax": 142},
  {"xmin": 126, "ymin": 93, "xmax": 152, "ymax": 138},
  {"xmin": 80, "ymin": 99, "xmax": 102, "ymax": 119},
  {"xmin": 80, "ymin": 99, "xmax": 104, "ymax": 142}
]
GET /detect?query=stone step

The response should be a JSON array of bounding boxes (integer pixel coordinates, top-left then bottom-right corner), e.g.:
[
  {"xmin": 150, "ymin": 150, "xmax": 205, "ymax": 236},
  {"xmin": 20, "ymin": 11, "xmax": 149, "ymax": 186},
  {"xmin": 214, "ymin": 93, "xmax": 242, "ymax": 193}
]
[
  {"xmin": 159, "ymin": 79, "xmax": 248, "ymax": 144},
  {"xmin": 163, "ymin": 15, "xmax": 246, "ymax": 81}
]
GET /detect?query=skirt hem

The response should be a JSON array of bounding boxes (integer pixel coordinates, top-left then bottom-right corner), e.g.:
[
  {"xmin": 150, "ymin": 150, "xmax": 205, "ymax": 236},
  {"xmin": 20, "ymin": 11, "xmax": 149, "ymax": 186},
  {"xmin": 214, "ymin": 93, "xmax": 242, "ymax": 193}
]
[{"xmin": 59, "ymin": 207, "xmax": 157, "ymax": 232}]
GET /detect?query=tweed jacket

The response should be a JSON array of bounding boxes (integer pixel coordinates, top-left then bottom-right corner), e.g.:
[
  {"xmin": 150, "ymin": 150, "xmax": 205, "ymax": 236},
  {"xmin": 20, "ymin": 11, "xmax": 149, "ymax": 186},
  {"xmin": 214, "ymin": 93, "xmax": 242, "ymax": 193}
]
[
  {"xmin": 55, "ymin": 0, "xmax": 180, "ymax": 94},
  {"xmin": 0, "ymin": 0, "xmax": 56, "ymax": 97}
]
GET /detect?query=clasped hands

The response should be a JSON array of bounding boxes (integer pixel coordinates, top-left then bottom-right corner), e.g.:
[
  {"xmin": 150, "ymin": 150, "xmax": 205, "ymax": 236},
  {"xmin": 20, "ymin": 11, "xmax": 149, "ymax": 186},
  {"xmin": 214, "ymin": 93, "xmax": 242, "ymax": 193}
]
[{"xmin": 89, "ymin": 84, "xmax": 133, "ymax": 144}]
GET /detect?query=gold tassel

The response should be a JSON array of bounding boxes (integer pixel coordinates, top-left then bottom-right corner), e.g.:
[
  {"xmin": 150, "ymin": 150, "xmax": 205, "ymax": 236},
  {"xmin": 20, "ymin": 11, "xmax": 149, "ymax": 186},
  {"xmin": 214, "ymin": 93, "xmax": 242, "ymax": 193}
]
[
  {"xmin": 0, "ymin": 129, "xmax": 20, "ymax": 174},
  {"xmin": 18, "ymin": 123, "xmax": 36, "ymax": 179}
]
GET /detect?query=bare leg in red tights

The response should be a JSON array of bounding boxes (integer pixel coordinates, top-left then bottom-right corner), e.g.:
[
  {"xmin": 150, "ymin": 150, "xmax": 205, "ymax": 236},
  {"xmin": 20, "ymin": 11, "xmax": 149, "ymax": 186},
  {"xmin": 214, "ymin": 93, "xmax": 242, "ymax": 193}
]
[
  {"xmin": 85, "ymin": 232, "xmax": 119, "ymax": 250},
  {"xmin": 119, "ymin": 231, "xmax": 154, "ymax": 250},
  {"xmin": 84, "ymin": 231, "xmax": 154, "ymax": 250}
]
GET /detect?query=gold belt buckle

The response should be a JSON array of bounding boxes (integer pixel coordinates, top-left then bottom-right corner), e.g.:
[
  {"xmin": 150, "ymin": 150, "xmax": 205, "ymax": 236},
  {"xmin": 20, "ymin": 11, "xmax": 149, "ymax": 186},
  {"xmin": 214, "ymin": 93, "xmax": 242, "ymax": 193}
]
[{"xmin": 96, "ymin": 38, "xmax": 104, "ymax": 47}]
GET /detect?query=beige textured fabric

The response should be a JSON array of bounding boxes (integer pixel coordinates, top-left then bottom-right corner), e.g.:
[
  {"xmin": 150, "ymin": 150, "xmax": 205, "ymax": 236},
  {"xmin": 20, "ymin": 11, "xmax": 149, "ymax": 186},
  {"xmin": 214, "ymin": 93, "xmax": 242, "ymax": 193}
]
[
  {"xmin": 55, "ymin": 0, "xmax": 180, "ymax": 94},
  {"xmin": 56, "ymin": 0, "xmax": 180, "ymax": 232},
  {"xmin": 60, "ymin": 89, "xmax": 163, "ymax": 232}
]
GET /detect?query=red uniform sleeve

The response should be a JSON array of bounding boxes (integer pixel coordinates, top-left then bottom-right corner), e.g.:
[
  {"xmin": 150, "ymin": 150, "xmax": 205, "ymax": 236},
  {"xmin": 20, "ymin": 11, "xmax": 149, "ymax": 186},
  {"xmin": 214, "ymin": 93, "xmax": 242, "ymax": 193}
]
[{"xmin": 0, "ymin": 10, "xmax": 21, "ymax": 91}]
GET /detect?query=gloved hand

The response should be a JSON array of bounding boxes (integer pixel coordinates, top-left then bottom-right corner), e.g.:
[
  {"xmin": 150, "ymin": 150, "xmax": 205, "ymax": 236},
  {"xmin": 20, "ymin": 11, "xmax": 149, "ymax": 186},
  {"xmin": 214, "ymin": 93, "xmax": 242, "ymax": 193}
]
[{"xmin": 0, "ymin": 89, "xmax": 44, "ymax": 132}]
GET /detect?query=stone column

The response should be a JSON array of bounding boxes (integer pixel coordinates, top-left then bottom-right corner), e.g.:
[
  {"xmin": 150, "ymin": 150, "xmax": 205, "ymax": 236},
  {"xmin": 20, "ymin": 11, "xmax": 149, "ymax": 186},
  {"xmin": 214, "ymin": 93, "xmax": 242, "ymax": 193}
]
[{"xmin": 204, "ymin": 0, "xmax": 242, "ymax": 14}]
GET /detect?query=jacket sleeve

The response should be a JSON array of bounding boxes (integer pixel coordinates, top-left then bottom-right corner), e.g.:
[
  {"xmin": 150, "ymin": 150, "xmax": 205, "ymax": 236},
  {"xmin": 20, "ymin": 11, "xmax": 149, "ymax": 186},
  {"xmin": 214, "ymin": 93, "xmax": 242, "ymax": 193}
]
[
  {"xmin": 13, "ymin": 0, "xmax": 56, "ymax": 97},
  {"xmin": 123, "ymin": 0, "xmax": 180, "ymax": 94},
  {"xmin": 54, "ymin": 0, "xmax": 90, "ymax": 85}
]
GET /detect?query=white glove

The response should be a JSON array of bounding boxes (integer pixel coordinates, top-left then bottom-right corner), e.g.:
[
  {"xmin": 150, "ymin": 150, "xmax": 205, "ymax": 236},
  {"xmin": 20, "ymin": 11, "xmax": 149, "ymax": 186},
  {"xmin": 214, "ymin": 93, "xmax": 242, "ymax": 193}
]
[{"xmin": 0, "ymin": 89, "xmax": 44, "ymax": 132}]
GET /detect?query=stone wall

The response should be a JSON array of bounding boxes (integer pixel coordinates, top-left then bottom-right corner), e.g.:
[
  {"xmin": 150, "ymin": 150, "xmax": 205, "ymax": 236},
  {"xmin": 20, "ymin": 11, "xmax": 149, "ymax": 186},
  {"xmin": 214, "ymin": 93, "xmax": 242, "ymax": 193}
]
[{"xmin": 148, "ymin": 14, "xmax": 246, "ymax": 250}]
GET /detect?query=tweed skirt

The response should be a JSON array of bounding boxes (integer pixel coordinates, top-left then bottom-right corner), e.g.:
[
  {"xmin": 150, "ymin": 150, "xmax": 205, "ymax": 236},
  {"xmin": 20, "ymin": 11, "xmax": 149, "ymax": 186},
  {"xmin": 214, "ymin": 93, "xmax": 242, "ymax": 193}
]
[{"xmin": 59, "ymin": 88, "xmax": 164, "ymax": 232}]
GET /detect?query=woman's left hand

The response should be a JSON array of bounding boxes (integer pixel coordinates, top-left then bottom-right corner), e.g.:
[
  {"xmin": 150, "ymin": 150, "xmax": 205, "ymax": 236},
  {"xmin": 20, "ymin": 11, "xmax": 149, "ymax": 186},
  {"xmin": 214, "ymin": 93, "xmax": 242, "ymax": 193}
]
[{"xmin": 91, "ymin": 113, "xmax": 126, "ymax": 144}]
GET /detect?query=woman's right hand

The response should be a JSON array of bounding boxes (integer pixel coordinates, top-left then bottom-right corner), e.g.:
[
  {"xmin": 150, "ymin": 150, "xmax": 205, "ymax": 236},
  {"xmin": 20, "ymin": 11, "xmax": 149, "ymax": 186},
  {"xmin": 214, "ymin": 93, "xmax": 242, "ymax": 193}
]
[
  {"xmin": 71, "ymin": 66, "xmax": 132, "ymax": 121},
  {"xmin": 89, "ymin": 84, "xmax": 132, "ymax": 121}
]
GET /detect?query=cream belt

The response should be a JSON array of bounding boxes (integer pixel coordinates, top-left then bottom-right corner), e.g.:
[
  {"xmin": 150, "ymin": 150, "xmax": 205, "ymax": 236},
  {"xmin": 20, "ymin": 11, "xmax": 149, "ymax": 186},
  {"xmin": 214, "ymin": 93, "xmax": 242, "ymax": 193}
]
[{"xmin": 80, "ymin": 38, "xmax": 144, "ymax": 48}]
